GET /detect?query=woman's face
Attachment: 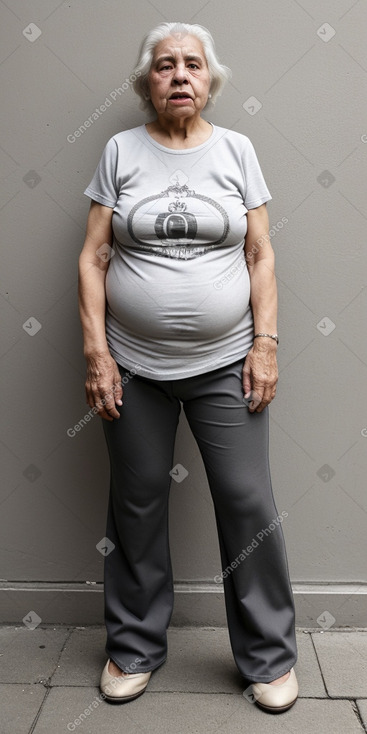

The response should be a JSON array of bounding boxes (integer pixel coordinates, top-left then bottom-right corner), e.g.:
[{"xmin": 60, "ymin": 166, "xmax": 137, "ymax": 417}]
[{"xmin": 147, "ymin": 34, "xmax": 211, "ymax": 119}]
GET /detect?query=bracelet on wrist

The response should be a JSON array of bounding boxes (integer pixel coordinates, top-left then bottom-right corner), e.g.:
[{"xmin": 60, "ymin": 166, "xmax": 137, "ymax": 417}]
[{"xmin": 254, "ymin": 333, "xmax": 279, "ymax": 345}]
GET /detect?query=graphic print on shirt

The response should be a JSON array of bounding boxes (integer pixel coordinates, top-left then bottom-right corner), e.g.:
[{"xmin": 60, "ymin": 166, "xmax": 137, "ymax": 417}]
[{"xmin": 127, "ymin": 171, "xmax": 230, "ymax": 260}]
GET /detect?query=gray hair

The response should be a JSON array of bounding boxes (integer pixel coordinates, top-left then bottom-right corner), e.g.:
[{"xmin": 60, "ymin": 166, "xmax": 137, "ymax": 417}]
[{"xmin": 132, "ymin": 22, "xmax": 232, "ymax": 111}]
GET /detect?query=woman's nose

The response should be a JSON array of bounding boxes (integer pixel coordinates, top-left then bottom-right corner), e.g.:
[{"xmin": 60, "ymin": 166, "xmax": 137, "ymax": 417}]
[{"xmin": 173, "ymin": 65, "xmax": 188, "ymax": 84}]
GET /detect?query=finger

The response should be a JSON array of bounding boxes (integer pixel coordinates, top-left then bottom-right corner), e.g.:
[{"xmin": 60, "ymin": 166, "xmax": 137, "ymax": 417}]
[
  {"xmin": 255, "ymin": 396, "xmax": 268, "ymax": 413},
  {"xmin": 255, "ymin": 383, "xmax": 276, "ymax": 412},
  {"xmin": 94, "ymin": 398, "xmax": 115, "ymax": 421},
  {"xmin": 86, "ymin": 384, "xmax": 97, "ymax": 410},
  {"xmin": 243, "ymin": 384, "xmax": 263, "ymax": 412},
  {"xmin": 97, "ymin": 389, "xmax": 121, "ymax": 420},
  {"xmin": 105, "ymin": 406, "xmax": 121, "ymax": 419},
  {"xmin": 112, "ymin": 379, "xmax": 123, "ymax": 406},
  {"xmin": 248, "ymin": 373, "xmax": 271, "ymax": 411},
  {"xmin": 248, "ymin": 388, "xmax": 263, "ymax": 412},
  {"xmin": 242, "ymin": 364, "xmax": 252, "ymax": 397},
  {"xmin": 87, "ymin": 384, "xmax": 116, "ymax": 420},
  {"xmin": 91, "ymin": 390, "xmax": 110, "ymax": 419}
]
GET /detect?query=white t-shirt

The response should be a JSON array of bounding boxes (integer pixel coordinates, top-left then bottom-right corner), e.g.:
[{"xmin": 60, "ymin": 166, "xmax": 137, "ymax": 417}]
[{"xmin": 84, "ymin": 123, "xmax": 272, "ymax": 380}]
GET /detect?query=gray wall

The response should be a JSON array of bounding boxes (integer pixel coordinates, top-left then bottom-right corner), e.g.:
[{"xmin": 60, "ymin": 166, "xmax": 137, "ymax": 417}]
[{"xmin": 1, "ymin": 0, "xmax": 367, "ymax": 627}]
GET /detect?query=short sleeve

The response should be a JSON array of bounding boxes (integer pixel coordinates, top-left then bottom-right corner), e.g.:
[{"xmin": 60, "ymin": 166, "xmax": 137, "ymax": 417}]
[
  {"xmin": 83, "ymin": 136, "xmax": 119, "ymax": 208},
  {"xmin": 242, "ymin": 138, "xmax": 272, "ymax": 210}
]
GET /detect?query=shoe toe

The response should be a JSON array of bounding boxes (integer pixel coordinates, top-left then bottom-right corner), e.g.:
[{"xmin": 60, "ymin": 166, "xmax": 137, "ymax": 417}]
[
  {"xmin": 100, "ymin": 660, "xmax": 151, "ymax": 702},
  {"xmin": 252, "ymin": 668, "xmax": 298, "ymax": 713}
]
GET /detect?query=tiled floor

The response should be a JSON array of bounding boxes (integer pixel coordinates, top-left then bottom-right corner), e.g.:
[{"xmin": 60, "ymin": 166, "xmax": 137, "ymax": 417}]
[{"xmin": 0, "ymin": 626, "xmax": 366, "ymax": 733}]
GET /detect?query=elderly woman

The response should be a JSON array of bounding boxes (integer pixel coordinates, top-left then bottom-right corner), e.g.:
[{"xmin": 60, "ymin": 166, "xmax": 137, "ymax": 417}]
[{"xmin": 79, "ymin": 21, "xmax": 298, "ymax": 713}]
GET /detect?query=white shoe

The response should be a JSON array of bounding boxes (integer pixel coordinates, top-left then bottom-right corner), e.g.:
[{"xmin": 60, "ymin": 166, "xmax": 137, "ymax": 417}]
[
  {"xmin": 252, "ymin": 668, "xmax": 298, "ymax": 713},
  {"xmin": 100, "ymin": 659, "xmax": 151, "ymax": 703}
]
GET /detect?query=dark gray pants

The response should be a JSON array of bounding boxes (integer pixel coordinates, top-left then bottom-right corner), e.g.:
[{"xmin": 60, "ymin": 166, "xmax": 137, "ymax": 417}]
[{"xmin": 102, "ymin": 357, "xmax": 297, "ymax": 683}]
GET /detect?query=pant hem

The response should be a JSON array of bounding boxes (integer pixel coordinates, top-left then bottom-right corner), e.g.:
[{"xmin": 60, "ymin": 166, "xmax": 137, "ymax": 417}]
[
  {"xmin": 240, "ymin": 655, "xmax": 298, "ymax": 684},
  {"xmin": 106, "ymin": 651, "xmax": 167, "ymax": 675}
]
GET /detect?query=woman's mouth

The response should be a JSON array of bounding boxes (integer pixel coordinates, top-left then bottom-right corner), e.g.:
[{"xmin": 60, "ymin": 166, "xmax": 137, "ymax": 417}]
[{"xmin": 169, "ymin": 93, "xmax": 193, "ymax": 103}]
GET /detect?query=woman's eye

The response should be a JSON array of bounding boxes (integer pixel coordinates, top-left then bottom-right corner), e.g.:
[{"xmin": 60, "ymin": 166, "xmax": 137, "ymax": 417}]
[{"xmin": 188, "ymin": 63, "xmax": 199, "ymax": 69}]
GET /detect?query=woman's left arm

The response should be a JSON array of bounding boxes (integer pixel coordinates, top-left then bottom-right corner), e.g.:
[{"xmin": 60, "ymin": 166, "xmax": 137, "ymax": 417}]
[{"xmin": 243, "ymin": 203, "xmax": 278, "ymax": 413}]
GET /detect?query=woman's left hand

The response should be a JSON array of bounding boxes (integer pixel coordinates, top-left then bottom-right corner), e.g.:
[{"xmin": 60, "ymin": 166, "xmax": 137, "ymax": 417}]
[{"xmin": 242, "ymin": 342, "xmax": 278, "ymax": 413}]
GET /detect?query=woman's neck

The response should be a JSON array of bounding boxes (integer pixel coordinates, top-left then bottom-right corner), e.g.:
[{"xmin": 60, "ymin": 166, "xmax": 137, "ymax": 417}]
[{"xmin": 145, "ymin": 116, "xmax": 212, "ymax": 149}]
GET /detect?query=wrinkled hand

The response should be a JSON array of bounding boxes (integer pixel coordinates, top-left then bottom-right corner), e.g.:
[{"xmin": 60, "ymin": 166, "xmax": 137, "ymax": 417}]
[
  {"xmin": 242, "ymin": 343, "xmax": 278, "ymax": 413},
  {"xmin": 85, "ymin": 352, "xmax": 123, "ymax": 421}
]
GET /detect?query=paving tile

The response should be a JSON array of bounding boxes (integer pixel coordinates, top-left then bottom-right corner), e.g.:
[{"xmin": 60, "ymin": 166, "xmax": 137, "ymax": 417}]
[
  {"xmin": 0, "ymin": 684, "xmax": 46, "ymax": 734},
  {"xmin": 51, "ymin": 627, "xmax": 106, "ymax": 686},
  {"xmin": 293, "ymin": 631, "xmax": 327, "ymax": 697},
  {"xmin": 0, "ymin": 626, "xmax": 70, "ymax": 684},
  {"xmin": 150, "ymin": 627, "xmax": 240, "ymax": 693},
  {"xmin": 312, "ymin": 631, "xmax": 367, "ymax": 697},
  {"xmin": 32, "ymin": 688, "xmax": 364, "ymax": 734}
]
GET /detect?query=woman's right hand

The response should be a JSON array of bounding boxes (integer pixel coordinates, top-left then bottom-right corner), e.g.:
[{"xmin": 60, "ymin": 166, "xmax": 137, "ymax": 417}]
[{"xmin": 85, "ymin": 351, "xmax": 123, "ymax": 421}]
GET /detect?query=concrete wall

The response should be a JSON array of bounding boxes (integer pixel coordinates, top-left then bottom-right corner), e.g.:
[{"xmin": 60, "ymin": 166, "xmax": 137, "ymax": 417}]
[{"xmin": 1, "ymin": 0, "xmax": 367, "ymax": 627}]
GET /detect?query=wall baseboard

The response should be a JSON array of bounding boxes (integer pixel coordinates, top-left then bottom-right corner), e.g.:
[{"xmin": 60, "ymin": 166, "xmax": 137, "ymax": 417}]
[{"xmin": 1, "ymin": 581, "xmax": 366, "ymax": 627}]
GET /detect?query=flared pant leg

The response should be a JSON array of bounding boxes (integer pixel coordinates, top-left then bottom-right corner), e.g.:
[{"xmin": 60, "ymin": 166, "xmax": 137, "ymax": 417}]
[
  {"xmin": 181, "ymin": 359, "xmax": 297, "ymax": 682},
  {"xmin": 102, "ymin": 369, "xmax": 181, "ymax": 673}
]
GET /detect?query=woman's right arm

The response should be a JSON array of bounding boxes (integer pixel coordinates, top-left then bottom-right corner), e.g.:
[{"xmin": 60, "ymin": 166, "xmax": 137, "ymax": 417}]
[{"xmin": 78, "ymin": 200, "xmax": 123, "ymax": 421}]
